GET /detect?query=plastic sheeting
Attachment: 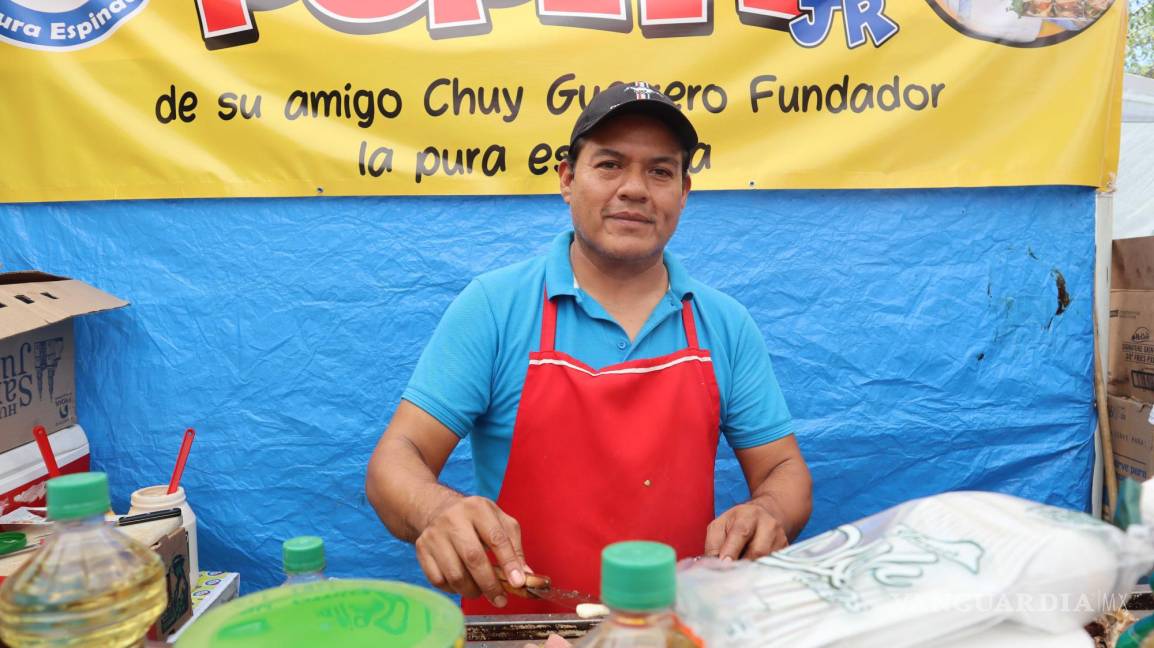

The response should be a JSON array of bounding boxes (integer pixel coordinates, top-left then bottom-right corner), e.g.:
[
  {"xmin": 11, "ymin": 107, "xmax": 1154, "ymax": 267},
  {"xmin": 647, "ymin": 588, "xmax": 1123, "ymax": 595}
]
[
  {"xmin": 0, "ymin": 187, "xmax": 1096, "ymax": 594},
  {"xmin": 1114, "ymin": 74, "xmax": 1154, "ymax": 240}
]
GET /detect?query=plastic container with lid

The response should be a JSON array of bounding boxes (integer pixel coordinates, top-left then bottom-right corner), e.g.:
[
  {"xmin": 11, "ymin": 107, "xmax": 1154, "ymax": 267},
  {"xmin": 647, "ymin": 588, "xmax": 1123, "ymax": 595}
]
[
  {"xmin": 175, "ymin": 579, "xmax": 464, "ymax": 648},
  {"xmin": 0, "ymin": 472, "xmax": 167, "ymax": 647},
  {"xmin": 129, "ymin": 484, "xmax": 198, "ymax": 579},
  {"xmin": 282, "ymin": 536, "xmax": 325, "ymax": 585},
  {"xmin": 575, "ymin": 541, "xmax": 701, "ymax": 648}
]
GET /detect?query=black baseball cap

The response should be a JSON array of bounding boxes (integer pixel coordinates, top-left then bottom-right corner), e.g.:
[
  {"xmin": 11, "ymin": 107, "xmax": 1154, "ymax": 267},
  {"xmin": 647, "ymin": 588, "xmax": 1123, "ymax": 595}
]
[{"xmin": 569, "ymin": 82, "xmax": 698, "ymax": 157}]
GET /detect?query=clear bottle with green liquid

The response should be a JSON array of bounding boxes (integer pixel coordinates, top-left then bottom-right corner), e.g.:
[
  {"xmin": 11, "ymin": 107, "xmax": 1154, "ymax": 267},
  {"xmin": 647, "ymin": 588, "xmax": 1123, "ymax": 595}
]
[
  {"xmin": 0, "ymin": 472, "xmax": 167, "ymax": 647},
  {"xmin": 576, "ymin": 541, "xmax": 701, "ymax": 648}
]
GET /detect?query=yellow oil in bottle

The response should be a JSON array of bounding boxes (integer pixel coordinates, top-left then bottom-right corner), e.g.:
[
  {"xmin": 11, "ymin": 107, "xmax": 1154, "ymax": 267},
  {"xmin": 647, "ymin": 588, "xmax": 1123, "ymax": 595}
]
[{"xmin": 0, "ymin": 473, "xmax": 167, "ymax": 648}]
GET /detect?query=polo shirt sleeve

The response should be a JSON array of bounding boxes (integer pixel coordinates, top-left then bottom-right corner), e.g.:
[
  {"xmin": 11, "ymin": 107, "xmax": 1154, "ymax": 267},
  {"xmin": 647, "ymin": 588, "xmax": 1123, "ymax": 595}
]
[
  {"xmin": 721, "ymin": 309, "xmax": 793, "ymax": 450},
  {"xmin": 401, "ymin": 280, "xmax": 497, "ymax": 438}
]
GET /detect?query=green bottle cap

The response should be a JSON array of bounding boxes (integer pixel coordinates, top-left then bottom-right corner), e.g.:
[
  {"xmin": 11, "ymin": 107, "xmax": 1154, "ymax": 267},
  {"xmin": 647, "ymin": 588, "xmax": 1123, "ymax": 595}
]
[
  {"xmin": 47, "ymin": 472, "xmax": 110, "ymax": 521},
  {"xmin": 283, "ymin": 536, "xmax": 325, "ymax": 574},
  {"xmin": 600, "ymin": 541, "xmax": 677, "ymax": 611},
  {"xmin": 1118, "ymin": 614, "xmax": 1154, "ymax": 648}
]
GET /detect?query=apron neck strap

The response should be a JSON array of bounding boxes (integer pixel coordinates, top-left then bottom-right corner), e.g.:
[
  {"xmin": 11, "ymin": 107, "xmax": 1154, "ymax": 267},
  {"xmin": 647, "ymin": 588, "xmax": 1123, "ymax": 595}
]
[
  {"xmin": 542, "ymin": 286, "xmax": 698, "ymax": 351},
  {"xmin": 541, "ymin": 287, "xmax": 557, "ymax": 352},
  {"xmin": 681, "ymin": 298, "xmax": 699, "ymax": 349}
]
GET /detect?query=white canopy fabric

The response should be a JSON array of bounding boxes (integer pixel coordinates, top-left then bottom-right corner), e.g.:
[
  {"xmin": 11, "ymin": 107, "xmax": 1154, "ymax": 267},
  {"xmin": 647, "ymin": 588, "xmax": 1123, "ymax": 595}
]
[
  {"xmin": 1114, "ymin": 73, "xmax": 1154, "ymax": 240},
  {"xmin": 1100, "ymin": 73, "xmax": 1154, "ymax": 518}
]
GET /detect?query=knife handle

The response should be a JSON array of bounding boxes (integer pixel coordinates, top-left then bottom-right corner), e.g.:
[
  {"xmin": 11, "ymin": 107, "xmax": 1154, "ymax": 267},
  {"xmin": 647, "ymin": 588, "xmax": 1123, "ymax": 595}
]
[
  {"xmin": 494, "ymin": 567, "xmax": 551, "ymax": 597},
  {"xmin": 525, "ymin": 573, "xmax": 551, "ymax": 589}
]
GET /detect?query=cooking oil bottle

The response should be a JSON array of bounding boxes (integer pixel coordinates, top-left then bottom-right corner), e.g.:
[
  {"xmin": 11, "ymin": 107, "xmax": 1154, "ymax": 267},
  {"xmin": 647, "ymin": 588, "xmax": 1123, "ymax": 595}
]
[
  {"xmin": 576, "ymin": 541, "xmax": 702, "ymax": 648},
  {"xmin": 0, "ymin": 472, "xmax": 167, "ymax": 647}
]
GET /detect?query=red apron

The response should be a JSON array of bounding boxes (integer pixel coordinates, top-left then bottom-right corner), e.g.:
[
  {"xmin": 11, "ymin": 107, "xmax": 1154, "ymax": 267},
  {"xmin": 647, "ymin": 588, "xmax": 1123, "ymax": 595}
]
[{"xmin": 462, "ymin": 289, "xmax": 721, "ymax": 615}]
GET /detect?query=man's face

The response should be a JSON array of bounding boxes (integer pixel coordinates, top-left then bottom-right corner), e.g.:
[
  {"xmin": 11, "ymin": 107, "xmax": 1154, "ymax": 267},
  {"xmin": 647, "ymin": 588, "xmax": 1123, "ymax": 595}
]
[{"xmin": 559, "ymin": 113, "xmax": 691, "ymax": 266}]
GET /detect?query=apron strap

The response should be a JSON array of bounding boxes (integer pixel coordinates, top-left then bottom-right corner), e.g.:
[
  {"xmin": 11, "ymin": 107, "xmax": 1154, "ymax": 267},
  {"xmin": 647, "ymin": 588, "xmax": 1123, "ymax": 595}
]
[
  {"xmin": 543, "ymin": 287, "xmax": 698, "ymax": 351},
  {"xmin": 681, "ymin": 298, "xmax": 699, "ymax": 349},
  {"xmin": 540, "ymin": 287, "xmax": 557, "ymax": 352}
]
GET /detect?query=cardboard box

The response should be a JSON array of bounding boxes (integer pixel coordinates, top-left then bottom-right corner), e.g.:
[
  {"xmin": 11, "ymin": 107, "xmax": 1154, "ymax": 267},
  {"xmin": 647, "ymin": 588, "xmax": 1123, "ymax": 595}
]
[
  {"xmin": 167, "ymin": 571, "xmax": 241, "ymax": 643},
  {"xmin": 0, "ymin": 272, "xmax": 127, "ymax": 454},
  {"xmin": 187, "ymin": 571, "xmax": 240, "ymax": 617},
  {"xmin": 1107, "ymin": 394, "xmax": 1154, "ymax": 482},
  {"xmin": 1110, "ymin": 238, "xmax": 1154, "ymax": 400},
  {"xmin": 148, "ymin": 526, "xmax": 194, "ymax": 641}
]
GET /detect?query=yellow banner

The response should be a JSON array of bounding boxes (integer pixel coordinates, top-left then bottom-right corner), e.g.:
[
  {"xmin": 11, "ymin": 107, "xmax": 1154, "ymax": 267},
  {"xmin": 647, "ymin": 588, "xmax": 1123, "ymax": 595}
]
[{"xmin": 0, "ymin": 0, "xmax": 1127, "ymax": 201}]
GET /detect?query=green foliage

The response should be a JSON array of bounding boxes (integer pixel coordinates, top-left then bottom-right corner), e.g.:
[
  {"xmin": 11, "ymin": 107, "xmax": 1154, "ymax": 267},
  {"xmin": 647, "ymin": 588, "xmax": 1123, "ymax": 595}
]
[{"xmin": 1128, "ymin": 0, "xmax": 1154, "ymax": 77}]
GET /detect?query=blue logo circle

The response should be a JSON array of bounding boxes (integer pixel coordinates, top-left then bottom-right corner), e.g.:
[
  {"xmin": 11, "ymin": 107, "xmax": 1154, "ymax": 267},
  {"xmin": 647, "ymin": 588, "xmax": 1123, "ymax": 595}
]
[{"xmin": 0, "ymin": 0, "xmax": 148, "ymax": 50}]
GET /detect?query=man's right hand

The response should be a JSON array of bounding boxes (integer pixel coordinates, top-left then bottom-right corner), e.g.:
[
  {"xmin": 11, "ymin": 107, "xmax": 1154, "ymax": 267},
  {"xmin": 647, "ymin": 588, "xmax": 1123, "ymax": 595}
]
[
  {"xmin": 365, "ymin": 403, "xmax": 530, "ymax": 607},
  {"xmin": 414, "ymin": 494, "xmax": 529, "ymax": 608}
]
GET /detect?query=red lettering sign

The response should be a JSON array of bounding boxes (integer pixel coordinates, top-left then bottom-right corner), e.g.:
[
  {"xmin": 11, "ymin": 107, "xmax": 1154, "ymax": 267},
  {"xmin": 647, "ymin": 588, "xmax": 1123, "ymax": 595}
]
[
  {"xmin": 430, "ymin": 0, "xmax": 485, "ymax": 28},
  {"xmin": 642, "ymin": 0, "xmax": 707, "ymax": 23},
  {"xmin": 195, "ymin": 0, "xmax": 253, "ymax": 38},
  {"xmin": 307, "ymin": 0, "xmax": 423, "ymax": 22},
  {"xmin": 538, "ymin": 0, "xmax": 626, "ymax": 18},
  {"xmin": 736, "ymin": 0, "xmax": 799, "ymax": 30}
]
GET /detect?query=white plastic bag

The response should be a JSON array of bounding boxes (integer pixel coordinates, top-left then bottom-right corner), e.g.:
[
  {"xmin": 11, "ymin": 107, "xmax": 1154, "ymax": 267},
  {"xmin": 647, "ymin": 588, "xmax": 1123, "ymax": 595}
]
[
  {"xmin": 675, "ymin": 491, "xmax": 1154, "ymax": 648},
  {"xmin": 935, "ymin": 621, "xmax": 1093, "ymax": 648}
]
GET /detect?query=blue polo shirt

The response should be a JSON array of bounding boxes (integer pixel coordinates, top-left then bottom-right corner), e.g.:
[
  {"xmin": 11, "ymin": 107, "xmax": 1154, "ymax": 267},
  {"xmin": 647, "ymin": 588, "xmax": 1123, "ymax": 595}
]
[{"xmin": 403, "ymin": 231, "xmax": 793, "ymax": 500}]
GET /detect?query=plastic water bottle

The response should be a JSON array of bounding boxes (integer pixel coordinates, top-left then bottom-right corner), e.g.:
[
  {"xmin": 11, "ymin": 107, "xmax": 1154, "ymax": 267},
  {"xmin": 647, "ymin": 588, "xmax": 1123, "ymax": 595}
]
[
  {"xmin": 282, "ymin": 536, "xmax": 326, "ymax": 585},
  {"xmin": 576, "ymin": 541, "xmax": 701, "ymax": 648},
  {"xmin": 0, "ymin": 472, "xmax": 167, "ymax": 647}
]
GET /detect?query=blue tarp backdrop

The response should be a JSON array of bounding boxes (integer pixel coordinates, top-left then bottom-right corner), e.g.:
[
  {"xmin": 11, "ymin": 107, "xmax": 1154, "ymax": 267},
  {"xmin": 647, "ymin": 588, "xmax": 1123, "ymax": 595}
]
[{"xmin": 0, "ymin": 186, "xmax": 1096, "ymax": 594}]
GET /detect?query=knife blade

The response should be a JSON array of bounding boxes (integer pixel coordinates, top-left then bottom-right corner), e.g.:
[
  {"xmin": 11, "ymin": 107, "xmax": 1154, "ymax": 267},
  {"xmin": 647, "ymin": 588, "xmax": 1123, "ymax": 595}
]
[{"xmin": 527, "ymin": 585, "xmax": 598, "ymax": 607}]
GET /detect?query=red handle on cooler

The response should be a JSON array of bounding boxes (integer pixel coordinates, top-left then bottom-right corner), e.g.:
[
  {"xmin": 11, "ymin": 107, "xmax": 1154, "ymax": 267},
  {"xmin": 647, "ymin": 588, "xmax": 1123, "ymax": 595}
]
[{"xmin": 31, "ymin": 425, "xmax": 60, "ymax": 478}]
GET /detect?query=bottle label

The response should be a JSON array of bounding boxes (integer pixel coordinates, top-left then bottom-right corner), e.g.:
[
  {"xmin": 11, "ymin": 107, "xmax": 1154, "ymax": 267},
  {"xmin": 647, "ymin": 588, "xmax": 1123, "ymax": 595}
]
[{"xmin": 674, "ymin": 616, "xmax": 706, "ymax": 647}]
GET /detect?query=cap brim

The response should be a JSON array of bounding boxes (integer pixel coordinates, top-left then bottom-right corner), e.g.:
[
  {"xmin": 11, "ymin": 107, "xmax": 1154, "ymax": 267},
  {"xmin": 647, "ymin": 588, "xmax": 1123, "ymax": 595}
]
[{"xmin": 572, "ymin": 101, "xmax": 699, "ymax": 154}]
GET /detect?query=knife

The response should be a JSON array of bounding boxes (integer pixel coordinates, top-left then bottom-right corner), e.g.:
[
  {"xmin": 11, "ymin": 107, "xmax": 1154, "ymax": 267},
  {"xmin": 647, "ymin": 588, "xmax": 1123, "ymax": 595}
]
[{"xmin": 496, "ymin": 569, "xmax": 599, "ymax": 608}]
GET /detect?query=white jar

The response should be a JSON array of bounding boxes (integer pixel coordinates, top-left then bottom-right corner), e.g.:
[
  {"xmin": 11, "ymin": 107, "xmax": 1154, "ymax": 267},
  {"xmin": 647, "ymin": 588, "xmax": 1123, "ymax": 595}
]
[{"xmin": 128, "ymin": 485, "xmax": 198, "ymax": 579}]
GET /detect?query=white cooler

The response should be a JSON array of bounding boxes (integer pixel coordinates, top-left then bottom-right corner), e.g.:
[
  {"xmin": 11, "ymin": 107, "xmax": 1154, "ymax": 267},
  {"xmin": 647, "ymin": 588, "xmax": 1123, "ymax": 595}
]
[{"xmin": 0, "ymin": 424, "xmax": 91, "ymax": 514}]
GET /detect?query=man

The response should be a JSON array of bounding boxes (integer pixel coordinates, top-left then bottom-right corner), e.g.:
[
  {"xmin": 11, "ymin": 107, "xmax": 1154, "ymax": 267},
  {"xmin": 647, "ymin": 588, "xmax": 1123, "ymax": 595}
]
[{"xmin": 365, "ymin": 83, "xmax": 811, "ymax": 615}]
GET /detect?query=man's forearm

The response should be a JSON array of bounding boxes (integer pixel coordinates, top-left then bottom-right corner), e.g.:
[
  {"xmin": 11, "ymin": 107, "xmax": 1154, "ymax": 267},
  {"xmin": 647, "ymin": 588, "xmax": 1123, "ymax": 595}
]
[
  {"xmin": 367, "ymin": 413, "xmax": 529, "ymax": 601},
  {"xmin": 366, "ymin": 434, "xmax": 462, "ymax": 543},
  {"xmin": 747, "ymin": 455, "xmax": 812, "ymax": 541}
]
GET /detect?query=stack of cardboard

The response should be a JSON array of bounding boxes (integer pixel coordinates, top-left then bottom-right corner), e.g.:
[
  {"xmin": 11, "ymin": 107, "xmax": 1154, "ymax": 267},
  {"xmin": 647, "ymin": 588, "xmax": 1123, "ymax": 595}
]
[
  {"xmin": 0, "ymin": 271, "xmax": 127, "ymax": 513},
  {"xmin": 1108, "ymin": 238, "xmax": 1154, "ymax": 486},
  {"xmin": 0, "ymin": 271, "xmax": 196, "ymax": 642},
  {"xmin": 165, "ymin": 571, "xmax": 241, "ymax": 644}
]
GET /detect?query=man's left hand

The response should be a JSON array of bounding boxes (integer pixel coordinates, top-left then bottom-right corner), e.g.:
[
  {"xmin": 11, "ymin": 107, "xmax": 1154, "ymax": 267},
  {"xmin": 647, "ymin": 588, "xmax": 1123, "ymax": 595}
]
[{"xmin": 703, "ymin": 501, "xmax": 788, "ymax": 560}]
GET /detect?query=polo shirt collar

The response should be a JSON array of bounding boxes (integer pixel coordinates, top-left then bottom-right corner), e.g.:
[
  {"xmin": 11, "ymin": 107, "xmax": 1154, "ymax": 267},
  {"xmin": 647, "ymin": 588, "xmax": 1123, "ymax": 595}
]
[{"xmin": 545, "ymin": 230, "xmax": 694, "ymax": 301}]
